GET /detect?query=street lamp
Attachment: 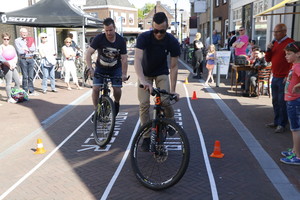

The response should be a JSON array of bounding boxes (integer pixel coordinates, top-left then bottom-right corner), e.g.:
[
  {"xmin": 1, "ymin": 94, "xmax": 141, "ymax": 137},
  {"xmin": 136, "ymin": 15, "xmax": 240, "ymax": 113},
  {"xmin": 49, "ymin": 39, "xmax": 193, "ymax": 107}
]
[
  {"xmin": 173, "ymin": 0, "xmax": 178, "ymax": 36},
  {"xmin": 179, "ymin": 9, "xmax": 184, "ymax": 43},
  {"xmin": 210, "ymin": 0, "xmax": 213, "ymax": 45}
]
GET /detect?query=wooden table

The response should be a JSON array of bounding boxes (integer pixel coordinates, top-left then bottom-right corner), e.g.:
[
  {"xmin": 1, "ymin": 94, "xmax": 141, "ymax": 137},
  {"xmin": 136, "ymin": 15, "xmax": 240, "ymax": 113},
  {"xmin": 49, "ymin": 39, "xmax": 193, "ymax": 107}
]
[{"xmin": 231, "ymin": 64, "xmax": 253, "ymax": 95}]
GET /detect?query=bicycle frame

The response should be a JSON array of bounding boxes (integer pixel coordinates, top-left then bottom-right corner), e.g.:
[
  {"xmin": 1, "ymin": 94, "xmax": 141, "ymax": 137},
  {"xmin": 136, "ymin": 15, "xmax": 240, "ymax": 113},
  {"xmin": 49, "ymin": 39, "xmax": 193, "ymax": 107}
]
[
  {"xmin": 149, "ymin": 88, "xmax": 174, "ymax": 154},
  {"xmin": 131, "ymin": 86, "xmax": 190, "ymax": 190},
  {"xmin": 100, "ymin": 77, "xmax": 110, "ymax": 97}
]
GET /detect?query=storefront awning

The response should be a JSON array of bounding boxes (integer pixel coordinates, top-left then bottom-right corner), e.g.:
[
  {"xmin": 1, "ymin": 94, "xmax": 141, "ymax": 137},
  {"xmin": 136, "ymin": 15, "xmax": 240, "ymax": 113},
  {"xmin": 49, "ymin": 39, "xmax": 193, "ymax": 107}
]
[{"xmin": 255, "ymin": 0, "xmax": 299, "ymax": 17}]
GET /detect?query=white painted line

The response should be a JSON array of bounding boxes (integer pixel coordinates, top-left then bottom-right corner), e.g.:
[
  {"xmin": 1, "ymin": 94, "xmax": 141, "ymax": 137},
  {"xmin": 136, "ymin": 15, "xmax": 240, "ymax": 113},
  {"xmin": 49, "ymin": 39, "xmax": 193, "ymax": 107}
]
[
  {"xmin": 182, "ymin": 83, "xmax": 219, "ymax": 200},
  {"xmin": 0, "ymin": 90, "xmax": 92, "ymax": 160},
  {"xmin": 205, "ymin": 86, "xmax": 300, "ymax": 199},
  {"xmin": 179, "ymin": 58, "xmax": 300, "ymax": 199},
  {"xmin": 0, "ymin": 114, "xmax": 93, "ymax": 200},
  {"xmin": 100, "ymin": 119, "xmax": 140, "ymax": 200}
]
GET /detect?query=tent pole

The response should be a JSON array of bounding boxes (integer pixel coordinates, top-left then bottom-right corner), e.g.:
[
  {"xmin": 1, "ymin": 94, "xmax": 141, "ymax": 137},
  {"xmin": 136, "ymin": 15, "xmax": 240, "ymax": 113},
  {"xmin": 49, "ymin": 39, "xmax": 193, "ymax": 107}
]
[{"xmin": 82, "ymin": 18, "xmax": 86, "ymax": 87}]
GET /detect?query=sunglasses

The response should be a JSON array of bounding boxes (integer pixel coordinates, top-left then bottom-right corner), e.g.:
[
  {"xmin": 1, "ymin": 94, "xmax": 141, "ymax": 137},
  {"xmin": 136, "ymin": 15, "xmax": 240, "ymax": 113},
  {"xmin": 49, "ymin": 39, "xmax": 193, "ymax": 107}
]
[
  {"xmin": 239, "ymin": 29, "xmax": 244, "ymax": 31},
  {"xmin": 153, "ymin": 29, "xmax": 166, "ymax": 34},
  {"xmin": 42, "ymin": 37, "xmax": 47, "ymax": 38},
  {"xmin": 3, "ymin": 38, "xmax": 10, "ymax": 41},
  {"xmin": 66, "ymin": 42, "xmax": 71, "ymax": 43}
]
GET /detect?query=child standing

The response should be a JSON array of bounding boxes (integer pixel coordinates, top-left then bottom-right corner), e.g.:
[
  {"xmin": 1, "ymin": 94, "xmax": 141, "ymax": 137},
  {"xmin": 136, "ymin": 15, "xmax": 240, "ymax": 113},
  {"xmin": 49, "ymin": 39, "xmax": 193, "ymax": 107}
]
[
  {"xmin": 205, "ymin": 44, "xmax": 217, "ymax": 85},
  {"xmin": 280, "ymin": 41, "xmax": 300, "ymax": 165}
]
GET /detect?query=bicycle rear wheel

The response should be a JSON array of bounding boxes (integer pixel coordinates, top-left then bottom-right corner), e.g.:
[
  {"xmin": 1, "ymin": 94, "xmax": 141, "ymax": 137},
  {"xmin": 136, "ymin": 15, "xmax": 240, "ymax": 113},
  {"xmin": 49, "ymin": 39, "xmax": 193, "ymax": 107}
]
[
  {"xmin": 130, "ymin": 118, "xmax": 190, "ymax": 190},
  {"xmin": 94, "ymin": 96, "xmax": 116, "ymax": 147}
]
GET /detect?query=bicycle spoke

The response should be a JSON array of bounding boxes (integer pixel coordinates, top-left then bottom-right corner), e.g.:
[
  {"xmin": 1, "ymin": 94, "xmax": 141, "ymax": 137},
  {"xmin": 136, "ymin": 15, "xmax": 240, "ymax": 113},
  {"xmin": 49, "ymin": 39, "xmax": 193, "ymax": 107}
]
[
  {"xmin": 94, "ymin": 96, "xmax": 115, "ymax": 147},
  {"xmin": 131, "ymin": 119, "xmax": 190, "ymax": 190}
]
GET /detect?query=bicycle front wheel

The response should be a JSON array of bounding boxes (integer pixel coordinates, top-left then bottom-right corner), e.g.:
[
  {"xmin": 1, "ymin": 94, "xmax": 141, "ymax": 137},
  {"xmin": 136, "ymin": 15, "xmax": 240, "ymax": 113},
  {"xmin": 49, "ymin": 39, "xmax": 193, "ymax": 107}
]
[
  {"xmin": 130, "ymin": 118, "xmax": 190, "ymax": 190},
  {"xmin": 94, "ymin": 96, "xmax": 116, "ymax": 147}
]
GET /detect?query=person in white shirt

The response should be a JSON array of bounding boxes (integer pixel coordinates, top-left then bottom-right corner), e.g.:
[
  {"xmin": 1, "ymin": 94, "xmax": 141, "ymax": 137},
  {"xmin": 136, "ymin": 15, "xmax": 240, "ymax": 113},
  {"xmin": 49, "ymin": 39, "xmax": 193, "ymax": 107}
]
[
  {"xmin": 62, "ymin": 37, "xmax": 82, "ymax": 90},
  {"xmin": 38, "ymin": 32, "xmax": 57, "ymax": 94}
]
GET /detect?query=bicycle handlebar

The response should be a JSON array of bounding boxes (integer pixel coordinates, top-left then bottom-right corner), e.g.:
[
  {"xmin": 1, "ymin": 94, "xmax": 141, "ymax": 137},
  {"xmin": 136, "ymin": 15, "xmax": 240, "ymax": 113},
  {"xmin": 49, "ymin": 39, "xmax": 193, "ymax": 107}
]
[{"xmin": 139, "ymin": 84, "xmax": 178, "ymax": 101}]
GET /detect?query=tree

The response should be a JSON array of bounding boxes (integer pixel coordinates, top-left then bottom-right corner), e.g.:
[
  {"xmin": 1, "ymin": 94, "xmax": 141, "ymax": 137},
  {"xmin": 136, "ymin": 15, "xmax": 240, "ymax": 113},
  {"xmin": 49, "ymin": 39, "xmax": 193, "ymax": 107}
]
[{"xmin": 138, "ymin": 3, "xmax": 155, "ymax": 20}]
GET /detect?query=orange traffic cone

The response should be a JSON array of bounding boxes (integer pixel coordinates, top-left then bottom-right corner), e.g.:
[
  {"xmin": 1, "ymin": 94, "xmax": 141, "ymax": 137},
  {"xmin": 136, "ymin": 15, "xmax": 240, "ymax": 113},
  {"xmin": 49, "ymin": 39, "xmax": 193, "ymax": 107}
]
[
  {"xmin": 184, "ymin": 78, "xmax": 189, "ymax": 84},
  {"xmin": 34, "ymin": 138, "xmax": 46, "ymax": 154},
  {"xmin": 210, "ymin": 140, "xmax": 224, "ymax": 158},
  {"xmin": 191, "ymin": 91, "xmax": 197, "ymax": 100}
]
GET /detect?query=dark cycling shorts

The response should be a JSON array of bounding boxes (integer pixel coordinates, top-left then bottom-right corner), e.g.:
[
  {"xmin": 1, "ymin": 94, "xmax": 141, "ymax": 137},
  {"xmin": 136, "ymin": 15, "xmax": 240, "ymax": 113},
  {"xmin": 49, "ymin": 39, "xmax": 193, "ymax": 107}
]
[{"xmin": 93, "ymin": 67, "xmax": 122, "ymax": 87}]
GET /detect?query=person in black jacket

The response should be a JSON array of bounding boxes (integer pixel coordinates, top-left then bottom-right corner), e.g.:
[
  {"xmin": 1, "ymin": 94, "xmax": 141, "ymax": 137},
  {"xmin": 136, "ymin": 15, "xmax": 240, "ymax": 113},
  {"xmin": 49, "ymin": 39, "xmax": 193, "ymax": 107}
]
[
  {"xmin": 193, "ymin": 32, "xmax": 204, "ymax": 79},
  {"xmin": 228, "ymin": 31, "xmax": 237, "ymax": 63}
]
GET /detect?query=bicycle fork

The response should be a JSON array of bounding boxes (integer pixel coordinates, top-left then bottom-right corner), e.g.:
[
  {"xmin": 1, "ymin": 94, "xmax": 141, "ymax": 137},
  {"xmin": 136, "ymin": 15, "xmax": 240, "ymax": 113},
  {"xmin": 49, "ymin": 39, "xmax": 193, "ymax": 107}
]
[{"xmin": 150, "ymin": 111, "xmax": 165, "ymax": 154}]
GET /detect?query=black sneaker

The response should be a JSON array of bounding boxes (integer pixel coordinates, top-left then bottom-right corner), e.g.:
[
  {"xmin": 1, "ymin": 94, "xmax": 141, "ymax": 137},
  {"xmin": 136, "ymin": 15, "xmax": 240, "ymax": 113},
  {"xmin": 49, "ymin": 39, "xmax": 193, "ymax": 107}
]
[
  {"xmin": 114, "ymin": 101, "xmax": 120, "ymax": 116},
  {"xmin": 193, "ymin": 75, "xmax": 202, "ymax": 79},
  {"xmin": 141, "ymin": 138, "xmax": 150, "ymax": 152},
  {"xmin": 242, "ymin": 92, "xmax": 250, "ymax": 97}
]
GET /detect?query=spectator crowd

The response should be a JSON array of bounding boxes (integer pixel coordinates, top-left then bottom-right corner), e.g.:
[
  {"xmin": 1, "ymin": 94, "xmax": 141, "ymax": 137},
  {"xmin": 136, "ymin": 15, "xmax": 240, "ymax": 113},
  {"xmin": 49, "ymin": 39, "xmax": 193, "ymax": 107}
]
[{"xmin": 0, "ymin": 28, "xmax": 83, "ymax": 105}]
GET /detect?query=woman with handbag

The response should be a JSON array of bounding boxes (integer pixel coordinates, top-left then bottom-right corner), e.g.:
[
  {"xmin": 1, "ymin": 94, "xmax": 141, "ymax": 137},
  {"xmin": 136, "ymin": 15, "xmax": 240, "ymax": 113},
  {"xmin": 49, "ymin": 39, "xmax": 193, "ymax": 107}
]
[
  {"xmin": 0, "ymin": 33, "xmax": 21, "ymax": 103},
  {"xmin": 39, "ymin": 32, "xmax": 57, "ymax": 94}
]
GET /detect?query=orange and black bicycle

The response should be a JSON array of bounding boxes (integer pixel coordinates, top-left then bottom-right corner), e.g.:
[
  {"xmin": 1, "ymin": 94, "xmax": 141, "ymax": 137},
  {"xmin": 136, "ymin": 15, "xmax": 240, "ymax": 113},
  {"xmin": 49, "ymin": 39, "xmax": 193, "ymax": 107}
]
[{"xmin": 130, "ymin": 85, "xmax": 190, "ymax": 190}]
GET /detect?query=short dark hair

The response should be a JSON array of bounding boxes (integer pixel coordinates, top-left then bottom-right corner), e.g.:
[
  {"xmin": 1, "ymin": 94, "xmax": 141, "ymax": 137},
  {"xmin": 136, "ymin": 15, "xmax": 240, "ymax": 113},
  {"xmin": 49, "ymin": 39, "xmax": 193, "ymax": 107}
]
[
  {"xmin": 67, "ymin": 33, "xmax": 73, "ymax": 38},
  {"xmin": 231, "ymin": 30, "xmax": 236, "ymax": 35},
  {"xmin": 252, "ymin": 45, "xmax": 261, "ymax": 51},
  {"xmin": 103, "ymin": 17, "xmax": 115, "ymax": 28},
  {"xmin": 153, "ymin": 12, "xmax": 168, "ymax": 26},
  {"xmin": 285, "ymin": 42, "xmax": 300, "ymax": 53}
]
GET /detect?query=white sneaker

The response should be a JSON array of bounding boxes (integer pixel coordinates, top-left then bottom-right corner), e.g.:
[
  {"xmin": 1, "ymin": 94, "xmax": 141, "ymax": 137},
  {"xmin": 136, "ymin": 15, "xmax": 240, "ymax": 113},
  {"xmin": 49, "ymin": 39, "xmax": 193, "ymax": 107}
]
[
  {"xmin": 7, "ymin": 98, "xmax": 17, "ymax": 104},
  {"xmin": 29, "ymin": 92, "xmax": 39, "ymax": 96}
]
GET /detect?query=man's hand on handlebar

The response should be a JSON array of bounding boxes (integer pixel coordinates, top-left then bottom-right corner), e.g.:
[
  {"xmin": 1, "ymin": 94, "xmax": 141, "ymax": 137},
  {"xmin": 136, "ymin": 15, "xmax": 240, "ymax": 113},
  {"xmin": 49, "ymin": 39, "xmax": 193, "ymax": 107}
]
[{"xmin": 172, "ymin": 93, "xmax": 180, "ymax": 102}]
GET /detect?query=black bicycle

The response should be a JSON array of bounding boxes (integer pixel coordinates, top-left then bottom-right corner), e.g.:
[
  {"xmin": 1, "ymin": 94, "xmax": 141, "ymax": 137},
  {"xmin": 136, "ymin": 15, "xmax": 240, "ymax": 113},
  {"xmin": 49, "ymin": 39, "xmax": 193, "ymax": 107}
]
[
  {"xmin": 130, "ymin": 85, "xmax": 190, "ymax": 190},
  {"xmin": 93, "ymin": 73, "xmax": 119, "ymax": 147}
]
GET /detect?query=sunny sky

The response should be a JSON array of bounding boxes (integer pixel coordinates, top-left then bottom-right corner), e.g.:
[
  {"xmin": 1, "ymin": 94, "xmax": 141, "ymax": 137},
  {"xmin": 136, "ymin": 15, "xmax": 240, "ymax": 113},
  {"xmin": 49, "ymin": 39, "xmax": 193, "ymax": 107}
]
[{"xmin": 128, "ymin": 0, "xmax": 191, "ymax": 11}]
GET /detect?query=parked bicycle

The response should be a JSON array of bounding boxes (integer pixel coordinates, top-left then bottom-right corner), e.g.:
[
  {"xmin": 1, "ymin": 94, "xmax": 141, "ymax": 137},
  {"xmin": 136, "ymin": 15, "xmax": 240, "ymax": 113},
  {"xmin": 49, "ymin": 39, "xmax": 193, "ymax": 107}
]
[
  {"xmin": 75, "ymin": 51, "xmax": 85, "ymax": 78},
  {"xmin": 93, "ymin": 73, "xmax": 129, "ymax": 147},
  {"xmin": 54, "ymin": 57, "xmax": 64, "ymax": 79},
  {"xmin": 130, "ymin": 85, "xmax": 190, "ymax": 190},
  {"xmin": 186, "ymin": 47, "xmax": 194, "ymax": 64}
]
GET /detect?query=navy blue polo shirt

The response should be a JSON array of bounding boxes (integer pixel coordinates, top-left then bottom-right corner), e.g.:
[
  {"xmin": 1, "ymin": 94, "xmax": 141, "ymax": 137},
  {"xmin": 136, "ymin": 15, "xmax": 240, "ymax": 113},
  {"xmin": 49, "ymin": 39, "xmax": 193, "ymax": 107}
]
[
  {"xmin": 136, "ymin": 31, "xmax": 180, "ymax": 77},
  {"xmin": 91, "ymin": 33, "xmax": 127, "ymax": 72}
]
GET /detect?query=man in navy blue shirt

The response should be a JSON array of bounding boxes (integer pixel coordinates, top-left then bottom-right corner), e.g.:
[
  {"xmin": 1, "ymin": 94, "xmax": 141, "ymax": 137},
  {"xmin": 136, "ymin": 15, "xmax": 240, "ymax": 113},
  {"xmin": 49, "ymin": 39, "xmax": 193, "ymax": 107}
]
[
  {"xmin": 86, "ymin": 18, "xmax": 128, "ymax": 116},
  {"xmin": 134, "ymin": 12, "xmax": 181, "ymax": 151}
]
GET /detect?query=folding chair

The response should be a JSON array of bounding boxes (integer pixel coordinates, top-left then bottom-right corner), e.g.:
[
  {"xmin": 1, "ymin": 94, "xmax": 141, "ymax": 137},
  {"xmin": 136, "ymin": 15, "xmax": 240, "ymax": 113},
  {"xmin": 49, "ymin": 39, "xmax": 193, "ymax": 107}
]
[{"xmin": 257, "ymin": 66, "xmax": 272, "ymax": 98}]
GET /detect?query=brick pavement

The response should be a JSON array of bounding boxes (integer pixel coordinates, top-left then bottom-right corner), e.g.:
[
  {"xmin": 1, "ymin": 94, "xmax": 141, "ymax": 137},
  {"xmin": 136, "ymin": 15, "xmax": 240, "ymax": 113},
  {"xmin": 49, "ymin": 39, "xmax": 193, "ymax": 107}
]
[{"xmin": 0, "ymin": 56, "xmax": 300, "ymax": 199}]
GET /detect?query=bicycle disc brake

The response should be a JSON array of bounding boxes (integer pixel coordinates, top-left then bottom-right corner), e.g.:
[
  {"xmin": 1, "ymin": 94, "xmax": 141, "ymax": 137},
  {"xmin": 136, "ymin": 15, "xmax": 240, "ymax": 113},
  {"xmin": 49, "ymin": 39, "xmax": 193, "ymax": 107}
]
[{"xmin": 152, "ymin": 124, "xmax": 168, "ymax": 163}]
